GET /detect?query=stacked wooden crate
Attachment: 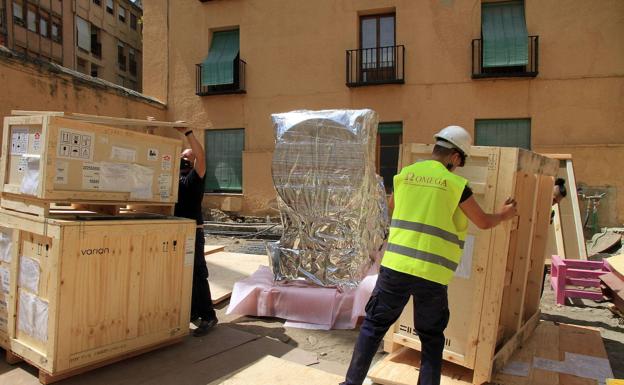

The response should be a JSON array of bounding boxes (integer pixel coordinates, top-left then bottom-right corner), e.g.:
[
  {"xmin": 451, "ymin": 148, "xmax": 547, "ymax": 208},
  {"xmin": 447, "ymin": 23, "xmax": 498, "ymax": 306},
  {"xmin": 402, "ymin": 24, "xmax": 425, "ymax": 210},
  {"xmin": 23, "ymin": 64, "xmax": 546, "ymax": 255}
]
[
  {"xmin": 380, "ymin": 144, "xmax": 559, "ymax": 384},
  {"xmin": 0, "ymin": 113, "xmax": 196, "ymax": 383}
]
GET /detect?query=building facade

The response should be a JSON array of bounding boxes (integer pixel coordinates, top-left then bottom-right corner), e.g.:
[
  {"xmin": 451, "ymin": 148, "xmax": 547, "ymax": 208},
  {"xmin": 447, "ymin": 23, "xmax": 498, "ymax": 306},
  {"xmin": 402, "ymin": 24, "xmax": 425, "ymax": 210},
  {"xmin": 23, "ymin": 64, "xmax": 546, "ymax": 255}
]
[
  {"xmin": 0, "ymin": 0, "xmax": 142, "ymax": 91},
  {"xmin": 143, "ymin": 0, "xmax": 624, "ymax": 226}
]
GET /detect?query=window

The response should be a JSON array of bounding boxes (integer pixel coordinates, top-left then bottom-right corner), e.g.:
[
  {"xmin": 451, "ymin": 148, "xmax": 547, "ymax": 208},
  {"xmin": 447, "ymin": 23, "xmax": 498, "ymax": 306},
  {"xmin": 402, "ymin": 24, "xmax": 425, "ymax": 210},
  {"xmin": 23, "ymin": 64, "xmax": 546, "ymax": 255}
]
[
  {"xmin": 117, "ymin": 41, "xmax": 126, "ymax": 70},
  {"xmin": 91, "ymin": 25, "xmax": 101, "ymax": 57},
  {"xmin": 118, "ymin": 6, "xmax": 125, "ymax": 23},
  {"xmin": 76, "ymin": 57, "xmax": 88, "ymax": 75},
  {"xmin": 376, "ymin": 122, "xmax": 402, "ymax": 193},
  {"xmin": 128, "ymin": 47, "xmax": 136, "ymax": 75},
  {"xmin": 130, "ymin": 13, "xmax": 137, "ymax": 30},
  {"xmin": 39, "ymin": 12, "xmax": 49, "ymax": 38},
  {"xmin": 26, "ymin": 4, "xmax": 36, "ymax": 32},
  {"xmin": 90, "ymin": 64, "xmax": 99, "ymax": 77},
  {"xmin": 51, "ymin": 16, "xmax": 61, "ymax": 43},
  {"xmin": 76, "ymin": 16, "xmax": 90, "ymax": 51},
  {"xmin": 13, "ymin": 1, "xmax": 24, "ymax": 27},
  {"xmin": 106, "ymin": 0, "xmax": 114, "ymax": 15},
  {"xmin": 200, "ymin": 29, "xmax": 240, "ymax": 87},
  {"xmin": 481, "ymin": 1, "xmax": 528, "ymax": 70},
  {"xmin": 475, "ymin": 119, "xmax": 531, "ymax": 150},
  {"xmin": 360, "ymin": 13, "xmax": 395, "ymax": 82},
  {"xmin": 93, "ymin": 0, "xmax": 101, "ymax": 6},
  {"xmin": 205, "ymin": 129, "xmax": 244, "ymax": 193},
  {"xmin": 117, "ymin": 74, "xmax": 125, "ymax": 86}
]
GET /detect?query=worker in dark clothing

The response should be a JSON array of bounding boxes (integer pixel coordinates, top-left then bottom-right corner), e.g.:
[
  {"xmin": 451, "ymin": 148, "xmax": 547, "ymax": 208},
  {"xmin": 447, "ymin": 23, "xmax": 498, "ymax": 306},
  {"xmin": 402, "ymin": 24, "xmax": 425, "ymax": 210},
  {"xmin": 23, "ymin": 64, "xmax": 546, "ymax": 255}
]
[
  {"xmin": 340, "ymin": 126, "xmax": 517, "ymax": 385},
  {"xmin": 175, "ymin": 125, "xmax": 218, "ymax": 337}
]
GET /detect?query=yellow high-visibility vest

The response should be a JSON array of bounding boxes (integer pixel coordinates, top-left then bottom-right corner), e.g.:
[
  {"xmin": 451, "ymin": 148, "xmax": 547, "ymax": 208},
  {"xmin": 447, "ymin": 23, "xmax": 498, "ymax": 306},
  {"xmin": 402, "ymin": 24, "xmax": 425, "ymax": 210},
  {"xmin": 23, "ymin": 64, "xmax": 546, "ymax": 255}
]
[{"xmin": 381, "ymin": 160, "xmax": 468, "ymax": 285}]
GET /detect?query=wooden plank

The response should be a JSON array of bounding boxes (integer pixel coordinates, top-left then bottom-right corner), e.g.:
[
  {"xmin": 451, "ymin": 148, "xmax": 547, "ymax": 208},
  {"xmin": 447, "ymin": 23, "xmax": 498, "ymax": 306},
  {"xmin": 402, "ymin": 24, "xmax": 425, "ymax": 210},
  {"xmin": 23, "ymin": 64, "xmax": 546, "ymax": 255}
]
[
  {"xmin": 207, "ymin": 355, "xmax": 343, "ymax": 385},
  {"xmin": 606, "ymin": 254, "xmax": 624, "ymax": 281},
  {"xmin": 10, "ymin": 111, "xmax": 208, "ymax": 129},
  {"xmin": 206, "ymin": 252, "xmax": 268, "ymax": 304},
  {"xmin": 204, "ymin": 245, "xmax": 225, "ymax": 256},
  {"xmin": 564, "ymin": 159, "xmax": 587, "ymax": 259}
]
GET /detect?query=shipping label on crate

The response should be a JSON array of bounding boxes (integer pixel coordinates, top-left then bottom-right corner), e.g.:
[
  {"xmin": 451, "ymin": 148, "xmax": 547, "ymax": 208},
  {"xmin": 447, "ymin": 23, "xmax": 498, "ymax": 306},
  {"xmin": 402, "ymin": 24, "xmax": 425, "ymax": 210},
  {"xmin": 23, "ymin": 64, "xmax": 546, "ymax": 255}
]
[
  {"xmin": 17, "ymin": 289, "xmax": 49, "ymax": 342},
  {"xmin": 82, "ymin": 162, "xmax": 101, "ymax": 190},
  {"xmin": 55, "ymin": 161, "xmax": 69, "ymax": 185},
  {"xmin": 11, "ymin": 127, "xmax": 29, "ymax": 155},
  {"xmin": 19, "ymin": 256, "xmax": 41, "ymax": 294},
  {"xmin": 159, "ymin": 174, "xmax": 172, "ymax": 201},
  {"xmin": 0, "ymin": 229, "xmax": 12, "ymax": 263},
  {"xmin": 0, "ymin": 266, "xmax": 9, "ymax": 294},
  {"xmin": 58, "ymin": 128, "xmax": 95, "ymax": 161},
  {"xmin": 184, "ymin": 236, "xmax": 195, "ymax": 266}
]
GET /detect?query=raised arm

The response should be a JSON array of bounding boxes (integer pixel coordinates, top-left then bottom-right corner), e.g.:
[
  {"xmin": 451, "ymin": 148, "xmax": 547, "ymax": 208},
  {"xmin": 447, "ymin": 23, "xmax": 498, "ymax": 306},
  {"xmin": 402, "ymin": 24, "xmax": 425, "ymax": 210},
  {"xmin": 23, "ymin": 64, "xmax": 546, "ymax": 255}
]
[
  {"xmin": 176, "ymin": 124, "xmax": 206, "ymax": 178},
  {"xmin": 459, "ymin": 196, "xmax": 517, "ymax": 230}
]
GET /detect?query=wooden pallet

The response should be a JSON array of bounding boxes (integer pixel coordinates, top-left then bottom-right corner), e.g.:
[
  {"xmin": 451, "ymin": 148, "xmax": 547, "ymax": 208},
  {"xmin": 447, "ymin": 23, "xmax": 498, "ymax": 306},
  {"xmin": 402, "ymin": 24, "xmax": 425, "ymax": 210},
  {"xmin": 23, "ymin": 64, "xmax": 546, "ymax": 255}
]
[
  {"xmin": 0, "ymin": 193, "xmax": 175, "ymax": 218},
  {"xmin": 372, "ymin": 321, "xmax": 612, "ymax": 385},
  {"xmin": 384, "ymin": 144, "xmax": 559, "ymax": 384}
]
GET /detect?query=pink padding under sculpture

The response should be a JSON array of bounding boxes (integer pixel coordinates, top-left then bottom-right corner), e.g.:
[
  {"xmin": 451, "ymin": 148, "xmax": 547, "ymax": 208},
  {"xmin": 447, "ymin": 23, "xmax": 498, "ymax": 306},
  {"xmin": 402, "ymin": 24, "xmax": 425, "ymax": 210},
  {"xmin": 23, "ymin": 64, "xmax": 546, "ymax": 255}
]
[{"xmin": 226, "ymin": 265, "xmax": 379, "ymax": 330}]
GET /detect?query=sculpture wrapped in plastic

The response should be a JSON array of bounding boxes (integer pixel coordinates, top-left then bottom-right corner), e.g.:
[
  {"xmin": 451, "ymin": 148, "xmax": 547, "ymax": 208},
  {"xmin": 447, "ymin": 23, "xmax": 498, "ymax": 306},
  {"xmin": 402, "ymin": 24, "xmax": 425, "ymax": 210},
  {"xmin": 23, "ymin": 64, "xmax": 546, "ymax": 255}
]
[{"xmin": 268, "ymin": 109, "xmax": 389, "ymax": 288}]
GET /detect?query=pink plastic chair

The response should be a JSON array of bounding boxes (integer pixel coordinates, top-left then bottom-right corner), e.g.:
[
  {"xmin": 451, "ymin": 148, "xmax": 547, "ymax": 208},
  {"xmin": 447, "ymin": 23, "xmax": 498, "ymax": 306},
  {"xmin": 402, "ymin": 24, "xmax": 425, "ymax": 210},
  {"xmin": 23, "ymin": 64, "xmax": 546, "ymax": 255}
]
[{"xmin": 550, "ymin": 255, "xmax": 611, "ymax": 305}]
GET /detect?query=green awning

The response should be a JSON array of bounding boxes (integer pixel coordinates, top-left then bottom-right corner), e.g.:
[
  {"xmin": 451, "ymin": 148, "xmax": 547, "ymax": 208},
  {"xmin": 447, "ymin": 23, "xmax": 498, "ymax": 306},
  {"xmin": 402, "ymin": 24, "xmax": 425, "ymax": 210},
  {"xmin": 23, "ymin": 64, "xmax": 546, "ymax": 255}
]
[
  {"xmin": 201, "ymin": 30, "xmax": 240, "ymax": 86},
  {"xmin": 378, "ymin": 122, "xmax": 403, "ymax": 135},
  {"xmin": 482, "ymin": 1, "xmax": 528, "ymax": 68},
  {"xmin": 475, "ymin": 119, "xmax": 531, "ymax": 150}
]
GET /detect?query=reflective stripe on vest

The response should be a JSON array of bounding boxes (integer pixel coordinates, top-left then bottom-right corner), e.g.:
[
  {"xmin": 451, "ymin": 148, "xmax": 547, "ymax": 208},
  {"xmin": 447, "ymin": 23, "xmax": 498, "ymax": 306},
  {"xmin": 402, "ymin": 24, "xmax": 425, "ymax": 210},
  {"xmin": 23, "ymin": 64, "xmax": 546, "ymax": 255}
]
[{"xmin": 381, "ymin": 160, "xmax": 468, "ymax": 285}]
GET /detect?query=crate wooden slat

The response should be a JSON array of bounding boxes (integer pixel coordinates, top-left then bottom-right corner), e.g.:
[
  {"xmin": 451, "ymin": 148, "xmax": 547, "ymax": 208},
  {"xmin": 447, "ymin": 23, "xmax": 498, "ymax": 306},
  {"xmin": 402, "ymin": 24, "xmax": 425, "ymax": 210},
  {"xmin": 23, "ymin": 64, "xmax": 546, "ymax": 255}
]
[
  {"xmin": 1, "ymin": 115, "xmax": 182, "ymax": 205},
  {"xmin": 383, "ymin": 144, "xmax": 559, "ymax": 384},
  {"xmin": 0, "ymin": 212, "xmax": 195, "ymax": 381}
]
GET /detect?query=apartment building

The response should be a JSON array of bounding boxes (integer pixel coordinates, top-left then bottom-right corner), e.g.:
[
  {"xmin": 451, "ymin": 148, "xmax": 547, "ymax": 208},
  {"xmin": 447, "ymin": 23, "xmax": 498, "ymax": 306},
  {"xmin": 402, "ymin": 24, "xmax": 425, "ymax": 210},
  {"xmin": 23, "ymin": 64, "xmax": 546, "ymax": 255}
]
[
  {"xmin": 0, "ymin": 0, "xmax": 142, "ymax": 91},
  {"xmin": 143, "ymin": 1, "xmax": 624, "ymax": 226}
]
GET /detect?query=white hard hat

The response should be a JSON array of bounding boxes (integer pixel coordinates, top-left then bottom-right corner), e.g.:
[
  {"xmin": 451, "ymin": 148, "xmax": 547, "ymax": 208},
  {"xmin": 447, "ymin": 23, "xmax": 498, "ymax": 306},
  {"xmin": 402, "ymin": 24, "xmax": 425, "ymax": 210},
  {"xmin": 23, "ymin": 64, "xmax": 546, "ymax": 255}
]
[{"xmin": 433, "ymin": 125, "xmax": 472, "ymax": 157}]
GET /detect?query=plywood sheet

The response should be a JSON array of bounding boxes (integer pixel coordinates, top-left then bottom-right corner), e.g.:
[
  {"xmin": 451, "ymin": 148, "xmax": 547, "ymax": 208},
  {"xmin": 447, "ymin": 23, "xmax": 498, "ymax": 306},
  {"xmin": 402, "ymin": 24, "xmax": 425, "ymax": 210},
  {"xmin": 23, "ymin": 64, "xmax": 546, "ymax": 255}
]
[
  {"xmin": 606, "ymin": 254, "xmax": 624, "ymax": 281},
  {"xmin": 206, "ymin": 252, "xmax": 269, "ymax": 304},
  {"xmin": 208, "ymin": 355, "xmax": 343, "ymax": 385}
]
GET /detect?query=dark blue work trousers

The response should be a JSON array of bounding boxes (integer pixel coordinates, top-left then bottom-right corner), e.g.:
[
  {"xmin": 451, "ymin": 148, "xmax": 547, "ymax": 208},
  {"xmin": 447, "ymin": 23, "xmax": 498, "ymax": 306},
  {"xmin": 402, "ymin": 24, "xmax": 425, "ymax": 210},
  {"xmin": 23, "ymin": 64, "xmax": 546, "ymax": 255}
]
[{"xmin": 342, "ymin": 266, "xmax": 450, "ymax": 385}]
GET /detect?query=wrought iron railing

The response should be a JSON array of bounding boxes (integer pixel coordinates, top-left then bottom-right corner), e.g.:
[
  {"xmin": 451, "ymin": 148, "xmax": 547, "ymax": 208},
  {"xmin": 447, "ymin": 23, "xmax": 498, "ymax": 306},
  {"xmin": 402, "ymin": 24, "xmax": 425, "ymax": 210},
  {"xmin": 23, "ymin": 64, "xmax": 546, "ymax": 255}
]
[
  {"xmin": 196, "ymin": 58, "xmax": 246, "ymax": 96},
  {"xmin": 472, "ymin": 36, "xmax": 538, "ymax": 78},
  {"xmin": 346, "ymin": 45, "xmax": 405, "ymax": 87}
]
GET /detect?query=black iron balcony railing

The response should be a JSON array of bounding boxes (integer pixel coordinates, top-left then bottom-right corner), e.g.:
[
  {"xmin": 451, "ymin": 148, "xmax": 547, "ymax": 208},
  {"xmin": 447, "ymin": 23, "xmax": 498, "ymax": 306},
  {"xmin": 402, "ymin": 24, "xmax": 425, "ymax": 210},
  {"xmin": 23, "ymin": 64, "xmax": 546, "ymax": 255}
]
[
  {"xmin": 472, "ymin": 36, "xmax": 538, "ymax": 79},
  {"xmin": 129, "ymin": 60, "xmax": 137, "ymax": 76},
  {"xmin": 346, "ymin": 45, "xmax": 405, "ymax": 87},
  {"xmin": 91, "ymin": 41, "xmax": 102, "ymax": 58},
  {"xmin": 196, "ymin": 58, "xmax": 246, "ymax": 96}
]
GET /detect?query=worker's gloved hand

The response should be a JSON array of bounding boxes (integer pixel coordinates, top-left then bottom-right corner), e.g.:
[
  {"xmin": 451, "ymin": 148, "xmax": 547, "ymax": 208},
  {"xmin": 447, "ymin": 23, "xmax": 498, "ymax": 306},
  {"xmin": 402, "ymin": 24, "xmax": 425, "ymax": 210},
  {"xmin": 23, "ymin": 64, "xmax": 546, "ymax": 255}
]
[{"xmin": 500, "ymin": 197, "xmax": 518, "ymax": 220}]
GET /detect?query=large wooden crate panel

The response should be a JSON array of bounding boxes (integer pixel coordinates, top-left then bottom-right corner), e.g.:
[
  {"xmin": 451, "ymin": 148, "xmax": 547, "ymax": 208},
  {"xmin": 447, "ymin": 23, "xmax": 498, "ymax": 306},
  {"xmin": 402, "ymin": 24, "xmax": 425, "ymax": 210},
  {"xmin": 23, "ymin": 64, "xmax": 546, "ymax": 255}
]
[
  {"xmin": 386, "ymin": 144, "xmax": 559, "ymax": 384},
  {"xmin": 0, "ymin": 212, "xmax": 195, "ymax": 375},
  {"xmin": 1, "ymin": 115, "xmax": 182, "ymax": 203}
]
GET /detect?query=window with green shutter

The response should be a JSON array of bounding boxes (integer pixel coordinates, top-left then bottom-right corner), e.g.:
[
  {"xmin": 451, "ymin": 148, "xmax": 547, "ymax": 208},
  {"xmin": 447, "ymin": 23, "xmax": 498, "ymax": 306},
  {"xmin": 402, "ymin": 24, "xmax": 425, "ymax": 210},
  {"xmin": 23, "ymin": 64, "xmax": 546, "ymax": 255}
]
[
  {"xmin": 377, "ymin": 122, "xmax": 403, "ymax": 193},
  {"xmin": 481, "ymin": 1, "xmax": 528, "ymax": 68},
  {"xmin": 205, "ymin": 129, "xmax": 244, "ymax": 193},
  {"xmin": 201, "ymin": 29, "xmax": 240, "ymax": 87},
  {"xmin": 475, "ymin": 119, "xmax": 531, "ymax": 150}
]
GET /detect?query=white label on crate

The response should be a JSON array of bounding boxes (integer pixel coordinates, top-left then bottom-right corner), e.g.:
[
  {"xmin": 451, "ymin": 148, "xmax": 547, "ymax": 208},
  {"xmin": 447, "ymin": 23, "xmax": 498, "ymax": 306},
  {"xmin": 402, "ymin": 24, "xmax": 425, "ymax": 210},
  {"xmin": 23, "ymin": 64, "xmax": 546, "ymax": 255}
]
[
  {"xmin": 19, "ymin": 256, "xmax": 40, "ymax": 294},
  {"xmin": 11, "ymin": 127, "xmax": 28, "ymax": 155},
  {"xmin": 99, "ymin": 162, "xmax": 131, "ymax": 192},
  {"xmin": 158, "ymin": 174, "xmax": 172, "ymax": 201},
  {"xmin": 55, "ymin": 161, "xmax": 69, "ymax": 185},
  {"xmin": 82, "ymin": 162, "xmax": 101, "ymax": 190},
  {"xmin": 184, "ymin": 236, "xmax": 195, "ymax": 266},
  {"xmin": 58, "ymin": 128, "xmax": 94, "ymax": 161},
  {"xmin": 0, "ymin": 315, "xmax": 7, "ymax": 333},
  {"xmin": 129, "ymin": 164, "xmax": 154, "ymax": 199},
  {"xmin": 147, "ymin": 148, "xmax": 159, "ymax": 161},
  {"xmin": 111, "ymin": 146, "xmax": 136, "ymax": 162},
  {"xmin": 19, "ymin": 155, "xmax": 40, "ymax": 196},
  {"xmin": 0, "ymin": 267, "xmax": 9, "ymax": 294},
  {"xmin": 0, "ymin": 229, "xmax": 12, "ymax": 263},
  {"xmin": 17, "ymin": 156, "xmax": 27, "ymax": 174},
  {"xmin": 454, "ymin": 235, "xmax": 475, "ymax": 280},
  {"xmin": 18, "ymin": 290, "xmax": 49, "ymax": 342},
  {"xmin": 32, "ymin": 132, "xmax": 42, "ymax": 153},
  {"xmin": 161, "ymin": 154, "xmax": 172, "ymax": 171},
  {"xmin": 0, "ymin": 299, "xmax": 7, "ymax": 313}
]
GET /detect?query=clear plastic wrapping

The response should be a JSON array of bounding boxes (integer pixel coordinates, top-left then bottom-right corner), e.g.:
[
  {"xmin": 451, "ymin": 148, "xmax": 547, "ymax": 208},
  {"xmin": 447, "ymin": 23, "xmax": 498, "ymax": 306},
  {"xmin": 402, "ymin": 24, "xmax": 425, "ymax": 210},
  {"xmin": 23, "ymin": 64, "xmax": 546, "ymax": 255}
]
[{"xmin": 269, "ymin": 109, "xmax": 388, "ymax": 288}]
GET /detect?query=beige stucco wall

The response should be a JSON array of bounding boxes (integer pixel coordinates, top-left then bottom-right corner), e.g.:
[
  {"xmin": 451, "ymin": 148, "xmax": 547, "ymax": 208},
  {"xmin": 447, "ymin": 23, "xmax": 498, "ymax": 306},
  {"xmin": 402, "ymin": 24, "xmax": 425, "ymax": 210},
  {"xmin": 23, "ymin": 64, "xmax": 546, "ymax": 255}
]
[
  {"xmin": 0, "ymin": 47, "xmax": 166, "ymax": 154},
  {"xmin": 144, "ymin": 0, "xmax": 624, "ymax": 223}
]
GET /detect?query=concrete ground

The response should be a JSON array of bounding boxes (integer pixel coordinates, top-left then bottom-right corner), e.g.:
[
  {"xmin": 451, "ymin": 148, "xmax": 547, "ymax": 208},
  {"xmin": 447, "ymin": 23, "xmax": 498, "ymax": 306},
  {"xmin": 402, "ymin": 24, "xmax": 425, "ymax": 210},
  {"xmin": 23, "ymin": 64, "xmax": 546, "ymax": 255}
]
[{"xmin": 0, "ymin": 235, "xmax": 621, "ymax": 384}]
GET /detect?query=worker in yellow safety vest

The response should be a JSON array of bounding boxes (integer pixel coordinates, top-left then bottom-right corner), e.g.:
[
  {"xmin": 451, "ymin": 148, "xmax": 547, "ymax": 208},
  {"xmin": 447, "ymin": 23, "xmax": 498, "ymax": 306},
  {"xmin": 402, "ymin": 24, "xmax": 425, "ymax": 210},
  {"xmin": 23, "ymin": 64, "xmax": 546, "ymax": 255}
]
[{"xmin": 340, "ymin": 125, "xmax": 518, "ymax": 385}]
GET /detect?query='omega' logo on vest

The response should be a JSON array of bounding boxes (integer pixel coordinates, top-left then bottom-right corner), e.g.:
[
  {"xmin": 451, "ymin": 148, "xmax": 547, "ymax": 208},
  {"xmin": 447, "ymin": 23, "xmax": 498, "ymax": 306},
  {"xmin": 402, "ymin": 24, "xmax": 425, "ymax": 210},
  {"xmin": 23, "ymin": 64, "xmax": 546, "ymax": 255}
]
[
  {"xmin": 405, "ymin": 173, "xmax": 448, "ymax": 188},
  {"xmin": 80, "ymin": 247, "xmax": 110, "ymax": 256}
]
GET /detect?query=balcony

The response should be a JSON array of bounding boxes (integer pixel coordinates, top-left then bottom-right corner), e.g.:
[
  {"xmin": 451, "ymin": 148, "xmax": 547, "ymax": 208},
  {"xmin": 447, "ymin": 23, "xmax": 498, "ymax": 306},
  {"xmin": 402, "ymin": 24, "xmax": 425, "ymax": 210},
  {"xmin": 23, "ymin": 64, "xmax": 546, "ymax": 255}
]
[
  {"xmin": 346, "ymin": 45, "xmax": 405, "ymax": 87},
  {"xmin": 196, "ymin": 58, "xmax": 246, "ymax": 96},
  {"xmin": 472, "ymin": 36, "xmax": 538, "ymax": 79}
]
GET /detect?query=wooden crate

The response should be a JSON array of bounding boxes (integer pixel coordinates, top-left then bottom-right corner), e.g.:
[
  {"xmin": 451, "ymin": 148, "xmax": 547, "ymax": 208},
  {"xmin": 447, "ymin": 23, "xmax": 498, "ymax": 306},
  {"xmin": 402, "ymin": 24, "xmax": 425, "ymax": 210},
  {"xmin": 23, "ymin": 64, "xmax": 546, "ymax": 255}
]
[
  {"xmin": 0, "ymin": 211, "xmax": 195, "ymax": 382},
  {"xmin": 384, "ymin": 144, "xmax": 559, "ymax": 384},
  {"xmin": 0, "ymin": 114, "xmax": 182, "ymax": 205}
]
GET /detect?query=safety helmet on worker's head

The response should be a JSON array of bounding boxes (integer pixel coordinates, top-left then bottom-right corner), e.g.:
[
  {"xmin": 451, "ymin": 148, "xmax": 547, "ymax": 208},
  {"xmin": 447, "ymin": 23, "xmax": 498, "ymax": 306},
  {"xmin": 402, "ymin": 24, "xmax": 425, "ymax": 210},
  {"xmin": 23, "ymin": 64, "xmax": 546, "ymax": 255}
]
[{"xmin": 433, "ymin": 125, "xmax": 472, "ymax": 158}]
